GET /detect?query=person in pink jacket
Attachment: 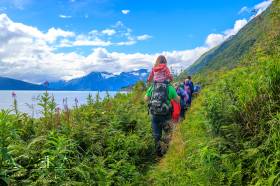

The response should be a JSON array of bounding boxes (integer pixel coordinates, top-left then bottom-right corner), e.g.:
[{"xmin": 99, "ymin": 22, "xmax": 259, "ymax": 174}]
[{"xmin": 147, "ymin": 55, "xmax": 173, "ymax": 84}]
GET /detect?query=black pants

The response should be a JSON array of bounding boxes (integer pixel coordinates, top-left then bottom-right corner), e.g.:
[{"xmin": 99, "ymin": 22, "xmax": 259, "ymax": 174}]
[
  {"xmin": 180, "ymin": 106, "xmax": 186, "ymax": 118},
  {"xmin": 151, "ymin": 114, "xmax": 171, "ymax": 143}
]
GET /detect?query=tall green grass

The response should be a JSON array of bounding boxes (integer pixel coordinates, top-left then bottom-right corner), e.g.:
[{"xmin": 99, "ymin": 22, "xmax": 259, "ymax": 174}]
[
  {"xmin": 147, "ymin": 95, "xmax": 221, "ymax": 185},
  {"xmin": 203, "ymin": 57, "xmax": 280, "ymax": 185},
  {"xmin": 0, "ymin": 82, "xmax": 156, "ymax": 185},
  {"xmin": 149, "ymin": 56, "xmax": 280, "ymax": 185},
  {"xmin": 150, "ymin": 3, "xmax": 280, "ymax": 184}
]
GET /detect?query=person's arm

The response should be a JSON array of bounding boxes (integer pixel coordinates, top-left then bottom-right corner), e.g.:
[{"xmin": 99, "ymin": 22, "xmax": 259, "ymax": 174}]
[
  {"xmin": 144, "ymin": 95, "xmax": 150, "ymax": 102},
  {"xmin": 181, "ymin": 88, "xmax": 187, "ymax": 97},
  {"xmin": 174, "ymin": 95, "xmax": 180, "ymax": 103},
  {"xmin": 191, "ymin": 82, "xmax": 194, "ymax": 93},
  {"xmin": 144, "ymin": 86, "xmax": 152, "ymax": 102},
  {"xmin": 147, "ymin": 69, "xmax": 154, "ymax": 83}
]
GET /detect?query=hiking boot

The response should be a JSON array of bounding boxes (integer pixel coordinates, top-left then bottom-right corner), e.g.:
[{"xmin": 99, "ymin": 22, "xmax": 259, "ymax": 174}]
[
  {"xmin": 155, "ymin": 142, "xmax": 163, "ymax": 157},
  {"xmin": 160, "ymin": 141, "xmax": 168, "ymax": 155}
]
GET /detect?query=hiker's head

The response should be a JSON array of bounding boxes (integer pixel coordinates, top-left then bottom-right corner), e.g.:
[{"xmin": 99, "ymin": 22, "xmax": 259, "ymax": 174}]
[
  {"xmin": 155, "ymin": 55, "xmax": 167, "ymax": 66},
  {"xmin": 187, "ymin": 76, "xmax": 192, "ymax": 80}
]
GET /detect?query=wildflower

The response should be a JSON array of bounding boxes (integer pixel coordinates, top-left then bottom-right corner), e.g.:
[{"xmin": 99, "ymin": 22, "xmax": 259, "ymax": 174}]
[
  {"xmin": 12, "ymin": 91, "xmax": 16, "ymax": 98},
  {"xmin": 55, "ymin": 107, "xmax": 61, "ymax": 113},
  {"xmin": 74, "ymin": 97, "xmax": 79, "ymax": 108},
  {"xmin": 63, "ymin": 98, "xmax": 69, "ymax": 111}
]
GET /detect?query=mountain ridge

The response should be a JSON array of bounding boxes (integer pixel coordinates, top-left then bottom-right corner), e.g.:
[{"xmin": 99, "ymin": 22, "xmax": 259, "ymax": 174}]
[
  {"xmin": 0, "ymin": 77, "xmax": 45, "ymax": 90},
  {"xmin": 0, "ymin": 69, "xmax": 149, "ymax": 91}
]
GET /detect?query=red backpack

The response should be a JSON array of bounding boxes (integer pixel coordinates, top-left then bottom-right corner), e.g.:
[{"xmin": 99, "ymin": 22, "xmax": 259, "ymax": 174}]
[{"xmin": 171, "ymin": 99, "xmax": 181, "ymax": 122}]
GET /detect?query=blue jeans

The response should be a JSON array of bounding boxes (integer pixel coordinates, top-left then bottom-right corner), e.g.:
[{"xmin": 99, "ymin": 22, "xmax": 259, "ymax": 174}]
[{"xmin": 151, "ymin": 115, "xmax": 171, "ymax": 143}]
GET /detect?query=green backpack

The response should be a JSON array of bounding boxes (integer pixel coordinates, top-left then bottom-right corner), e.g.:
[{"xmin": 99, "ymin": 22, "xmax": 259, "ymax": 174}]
[{"xmin": 149, "ymin": 83, "xmax": 171, "ymax": 116}]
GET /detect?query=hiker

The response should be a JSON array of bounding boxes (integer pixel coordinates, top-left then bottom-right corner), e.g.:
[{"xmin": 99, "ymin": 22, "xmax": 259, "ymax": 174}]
[
  {"xmin": 145, "ymin": 56, "xmax": 180, "ymax": 156},
  {"xmin": 184, "ymin": 76, "xmax": 194, "ymax": 106},
  {"xmin": 147, "ymin": 55, "xmax": 173, "ymax": 84},
  {"xmin": 175, "ymin": 83, "xmax": 187, "ymax": 119},
  {"xmin": 145, "ymin": 84, "xmax": 180, "ymax": 156},
  {"xmin": 193, "ymin": 84, "xmax": 201, "ymax": 97}
]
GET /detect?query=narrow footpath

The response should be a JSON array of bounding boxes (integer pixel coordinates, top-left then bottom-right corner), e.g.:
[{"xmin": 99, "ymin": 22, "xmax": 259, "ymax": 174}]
[{"xmin": 146, "ymin": 95, "xmax": 216, "ymax": 185}]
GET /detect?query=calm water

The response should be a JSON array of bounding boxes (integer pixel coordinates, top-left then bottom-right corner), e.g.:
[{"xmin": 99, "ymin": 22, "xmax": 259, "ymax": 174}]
[{"xmin": 0, "ymin": 91, "xmax": 120, "ymax": 117}]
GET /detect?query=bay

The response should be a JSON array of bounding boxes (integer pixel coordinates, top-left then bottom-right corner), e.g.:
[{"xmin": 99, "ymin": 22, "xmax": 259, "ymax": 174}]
[{"xmin": 0, "ymin": 90, "xmax": 120, "ymax": 117}]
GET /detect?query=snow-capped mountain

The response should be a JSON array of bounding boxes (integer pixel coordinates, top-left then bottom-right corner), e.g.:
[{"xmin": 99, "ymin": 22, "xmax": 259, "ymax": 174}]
[
  {"xmin": 48, "ymin": 69, "xmax": 149, "ymax": 91},
  {"xmin": 0, "ymin": 69, "xmax": 149, "ymax": 91}
]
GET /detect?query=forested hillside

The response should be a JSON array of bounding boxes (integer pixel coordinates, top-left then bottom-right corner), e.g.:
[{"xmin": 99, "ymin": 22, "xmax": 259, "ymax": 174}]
[
  {"xmin": 149, "ymin": 0, "xmax": 280, "ymax": 185},
  {"xmin": 185, "ymin": 1, "xmax": 278, "ymax": 75}
]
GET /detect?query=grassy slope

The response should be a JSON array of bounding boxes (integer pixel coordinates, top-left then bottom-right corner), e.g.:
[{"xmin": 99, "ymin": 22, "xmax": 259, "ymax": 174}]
[
  {"xmin": 184, "ymin": 2, "xmax": 274, "ymax": 76},
  {"xmin": 149, "ymin": 1, "xmax": 280, "ymax": 185},
  {"xmin": 147, "ymin": 95, "xmax": 216, "ymax": 186},
  {"xmin": 149, "ymin": 55, "xmax": 280, "ymax": 185}
]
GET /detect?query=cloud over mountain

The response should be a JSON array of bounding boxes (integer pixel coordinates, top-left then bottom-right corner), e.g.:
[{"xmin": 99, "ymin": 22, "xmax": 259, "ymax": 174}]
[{"xmin": 0, "ymin": 1, "xmax": 272, "ymax": 83}]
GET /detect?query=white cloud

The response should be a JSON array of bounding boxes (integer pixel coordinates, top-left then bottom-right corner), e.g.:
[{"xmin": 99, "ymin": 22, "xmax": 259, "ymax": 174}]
[
  {"xmin": 101, "ymin": 29, "xmax": 116, "ymax": 36},
  {"xmin": 116, "ymin": 40, "xmax": 136, "ymax": 46},
  {"xmin": 204, "ymin": 19, "xmax": 248, "ymax": 48},
  {"xmin": 224, "ymin": 19, "xmax": 248, "ymax": 38},
  {"xmin": 0, "ymin": 14, "xmax": 75, "ymax": 44},
  {"xmin": 114, "ymin": 21, "xmax": 124, "ymax": 27},
  {"xmin": 121, "ymin": 10, "xmax": 130, "ymax": 15},
  {"xmin": 137, "ymin": 34, "xmax": 152, "ymax": 41},
  {"xmin": 0, "ymin": 13, "xmax": 83, "ymax": 82},
  {"xmin": 45, "ymin": 28, "xmax": 75, "ymax": 43},
  {"xmin": 253, "ymin": 0, "xmax": 272, "ymax": 17},
  {"xmin": 57, "ymin": 21, "xmax": 150, "ymax": 48},
  {"xmin": 237, "ymin": 1, "xmax": 272, "ymax": 20},
  {"xmin": 238, "ymin": 6, "xmax": 249, "ymax": 14},
  {"xmin": 238, "ymin": 0, "xmax": 272, "ymax": 20},
  {"xmin": 0, "ymin": 13, "xmax": 206, "ymax": 82},
  {"xmin": 59, "ymin": 14, "xmax": 72, "ymax": 19},
  {"xmin": 0, "ymin": 13, "xmax": 155, "ymax": 82},
  {"xmin": 73, "ymin": 38, "xmax": 112, "ymax": 47},
  {"xmin": 254, "ymin": 0, "xmax": 272, "ymax": 11},
  {"xmin": 205, "ymin": 34, "xmax": 224, "ymax": 48},
  {"xmin": 0, "ymin": 0, "xmax": 272, "ymax": 83}
]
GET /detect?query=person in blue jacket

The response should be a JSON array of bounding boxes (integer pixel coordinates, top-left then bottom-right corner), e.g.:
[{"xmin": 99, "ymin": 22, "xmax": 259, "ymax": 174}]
[
  {"xmin": 175, "ymin": 83, "xmax": 187, "ymax": 119},
  {"xmin": 184, "ymin": 76, "xmax": 194, "ymax": 106}
]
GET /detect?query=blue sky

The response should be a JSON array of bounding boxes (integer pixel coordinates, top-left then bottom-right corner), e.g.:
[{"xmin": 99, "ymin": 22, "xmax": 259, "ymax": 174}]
[{"xmin": 0, "ymin": 0, "xmax": 272, "ymax": 83}]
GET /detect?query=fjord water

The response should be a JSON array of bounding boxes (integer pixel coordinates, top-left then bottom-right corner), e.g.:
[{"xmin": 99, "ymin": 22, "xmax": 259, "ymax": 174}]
[{"xmin": 0, "ymin": 91, "xmax": 119, "ymax": 117}]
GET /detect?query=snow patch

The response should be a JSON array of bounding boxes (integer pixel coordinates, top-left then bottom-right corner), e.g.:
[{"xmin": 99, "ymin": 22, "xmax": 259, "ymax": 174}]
[
  {"xmin": 101, "ymin": 73, "xmax": 115, "ymax": 79},
  {"xmin": 131, "ymin": 72, "xmax": 140, "ymax": 76},
  {"xmin": 140, "ymin": 72, "xmax": 148, "ymax": 77}
]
